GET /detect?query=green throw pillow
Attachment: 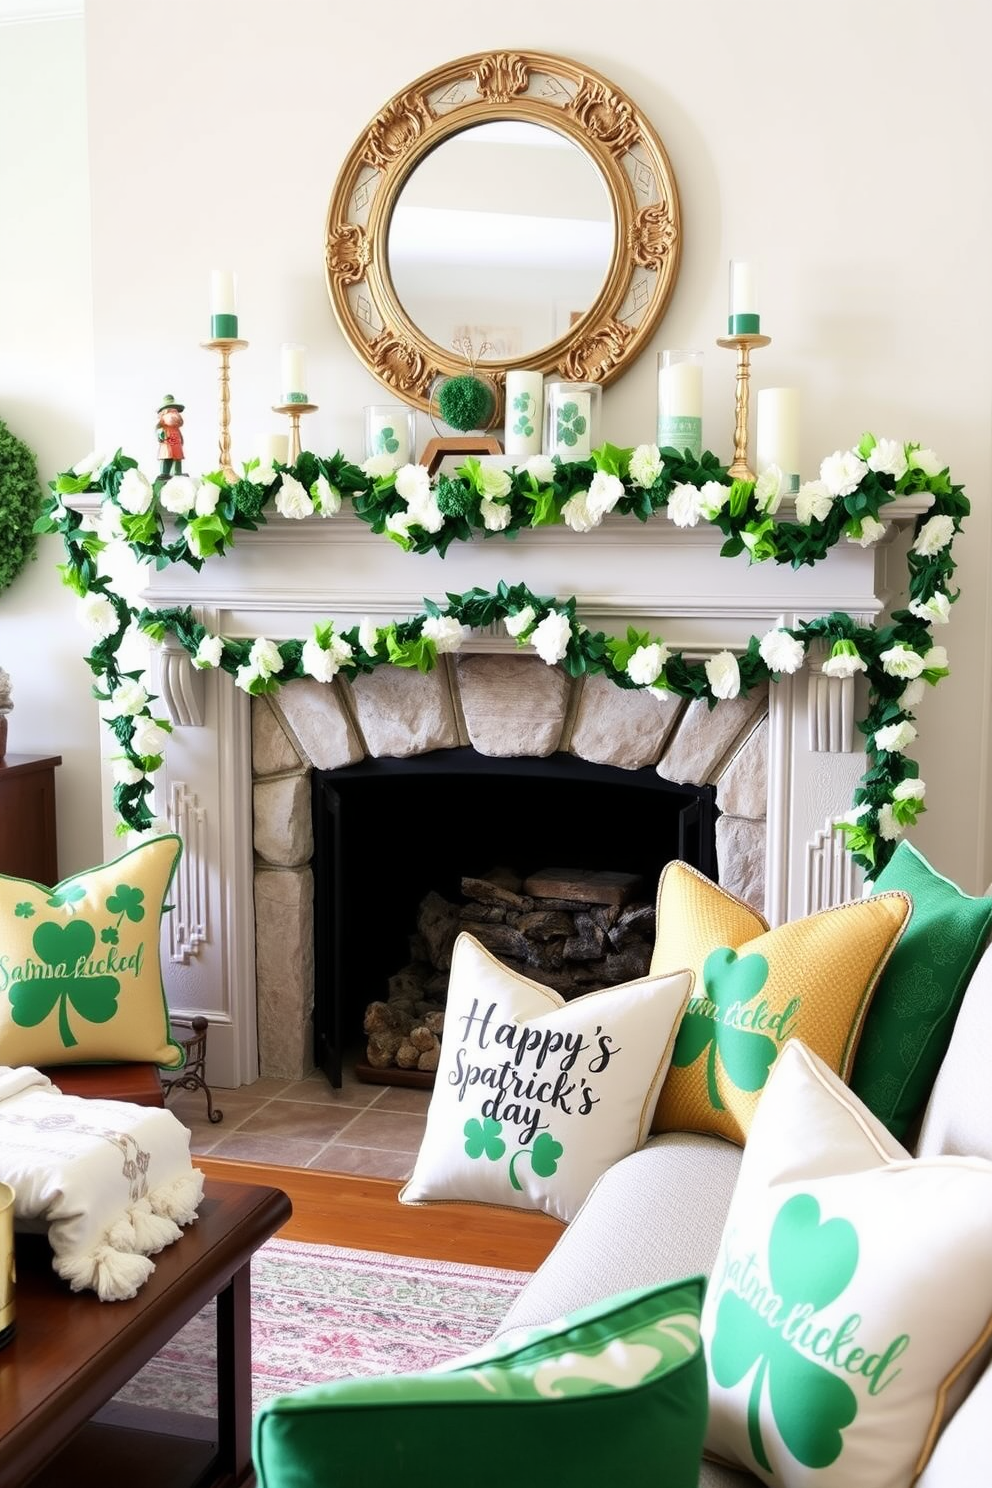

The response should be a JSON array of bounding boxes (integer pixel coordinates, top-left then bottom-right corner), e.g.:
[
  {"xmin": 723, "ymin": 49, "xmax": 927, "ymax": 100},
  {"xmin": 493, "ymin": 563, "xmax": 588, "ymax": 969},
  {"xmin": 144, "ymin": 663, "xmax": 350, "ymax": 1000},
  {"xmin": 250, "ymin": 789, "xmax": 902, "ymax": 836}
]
[
  {"xmin": 252, "ymin": 1276, "xmax": 708, "ymax": 1488},
  {"xmin": 851, "ymin": 840, "xmax": 992, "ymax": 1139}
]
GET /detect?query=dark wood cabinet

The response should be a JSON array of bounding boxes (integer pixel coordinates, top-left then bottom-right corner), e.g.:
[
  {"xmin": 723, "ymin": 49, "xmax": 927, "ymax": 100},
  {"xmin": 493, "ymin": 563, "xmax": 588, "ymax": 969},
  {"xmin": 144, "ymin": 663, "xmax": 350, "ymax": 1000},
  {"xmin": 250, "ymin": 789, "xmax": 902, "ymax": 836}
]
[{"xmin": 0, "ymin": 753, "xmax": 61, "ymax": 885}]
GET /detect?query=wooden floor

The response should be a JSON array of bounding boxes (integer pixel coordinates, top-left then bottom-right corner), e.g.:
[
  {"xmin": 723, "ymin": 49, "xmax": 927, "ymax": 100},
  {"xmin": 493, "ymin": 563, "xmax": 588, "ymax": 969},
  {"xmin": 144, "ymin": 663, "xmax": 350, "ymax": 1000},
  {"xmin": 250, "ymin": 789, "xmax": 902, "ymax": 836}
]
[{"xmin": 196, "ymin": 1154, "xmax": 563, "ymax": 1272}]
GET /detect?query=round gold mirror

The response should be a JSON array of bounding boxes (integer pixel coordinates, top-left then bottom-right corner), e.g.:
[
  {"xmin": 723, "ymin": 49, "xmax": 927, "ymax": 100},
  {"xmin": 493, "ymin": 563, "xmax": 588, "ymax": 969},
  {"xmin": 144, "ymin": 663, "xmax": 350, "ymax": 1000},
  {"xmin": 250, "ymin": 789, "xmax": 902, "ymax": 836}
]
[{"xmin": 324, "ymin": 51, "xmax": 682, "ymax": 422}]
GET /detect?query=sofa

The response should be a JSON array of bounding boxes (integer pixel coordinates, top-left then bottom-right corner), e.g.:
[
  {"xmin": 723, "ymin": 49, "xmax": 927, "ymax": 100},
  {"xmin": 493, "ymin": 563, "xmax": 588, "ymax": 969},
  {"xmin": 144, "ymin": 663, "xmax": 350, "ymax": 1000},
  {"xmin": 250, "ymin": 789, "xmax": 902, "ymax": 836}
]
[{"xmin": 489, "ymin": 907, "xmax": 992, "ymax": 1486}]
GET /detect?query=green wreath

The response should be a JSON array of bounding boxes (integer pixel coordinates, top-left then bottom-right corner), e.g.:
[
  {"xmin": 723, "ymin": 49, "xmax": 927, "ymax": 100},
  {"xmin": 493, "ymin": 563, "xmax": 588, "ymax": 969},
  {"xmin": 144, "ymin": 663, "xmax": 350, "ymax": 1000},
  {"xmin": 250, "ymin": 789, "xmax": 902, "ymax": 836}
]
[{"xmin": 0, "ymin": 417, "xmax": 43, "ymax": 594}]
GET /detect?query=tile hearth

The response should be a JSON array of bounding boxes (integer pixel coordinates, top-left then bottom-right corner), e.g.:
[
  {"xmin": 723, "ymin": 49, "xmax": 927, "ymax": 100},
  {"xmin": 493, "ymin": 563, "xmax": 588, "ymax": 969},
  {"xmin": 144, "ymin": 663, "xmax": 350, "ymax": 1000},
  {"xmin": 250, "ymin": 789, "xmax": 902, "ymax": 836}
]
[{"xmin": 165, "ymin": 1056, "xmax": 430, "ymax": 1178}]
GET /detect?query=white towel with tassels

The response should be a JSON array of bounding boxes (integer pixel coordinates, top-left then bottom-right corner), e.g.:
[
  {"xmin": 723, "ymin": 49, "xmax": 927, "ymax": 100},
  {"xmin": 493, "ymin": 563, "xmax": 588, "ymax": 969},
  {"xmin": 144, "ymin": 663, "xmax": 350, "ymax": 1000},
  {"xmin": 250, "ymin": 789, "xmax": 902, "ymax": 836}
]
[{"xmin": 0, "ymin": 1064, "xmax": 204, "ymax": 1300}]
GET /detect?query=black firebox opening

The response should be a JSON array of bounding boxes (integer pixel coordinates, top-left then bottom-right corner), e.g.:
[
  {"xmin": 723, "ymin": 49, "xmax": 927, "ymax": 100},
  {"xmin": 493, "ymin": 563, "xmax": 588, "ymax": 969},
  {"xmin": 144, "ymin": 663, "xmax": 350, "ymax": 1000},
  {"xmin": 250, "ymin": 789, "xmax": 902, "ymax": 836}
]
[{"xmin": 311, "ymin": 749, "xmax": 718, "ymax": 1088}]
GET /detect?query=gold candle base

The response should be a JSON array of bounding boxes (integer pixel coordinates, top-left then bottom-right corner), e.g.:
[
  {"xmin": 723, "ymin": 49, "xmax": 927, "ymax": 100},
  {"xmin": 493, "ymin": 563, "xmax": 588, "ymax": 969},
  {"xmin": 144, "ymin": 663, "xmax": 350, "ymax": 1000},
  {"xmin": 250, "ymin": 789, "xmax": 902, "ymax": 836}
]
[
  {"xmin": 272, "ymin": 402, "xmax": 318, "ymax": 464},
  {"xmin": 201, "ymin": 337, "xmax": 249, "ymax": 482},
  {"xmin": 716, "ymin": 332, "xmax": 771, "ymax": 480}
]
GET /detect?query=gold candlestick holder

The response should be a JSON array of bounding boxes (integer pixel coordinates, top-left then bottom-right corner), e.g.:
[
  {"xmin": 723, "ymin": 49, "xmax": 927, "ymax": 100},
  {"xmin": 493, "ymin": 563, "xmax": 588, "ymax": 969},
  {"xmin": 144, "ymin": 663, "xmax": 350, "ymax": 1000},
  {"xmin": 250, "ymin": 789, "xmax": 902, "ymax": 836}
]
[
  {"xmin": 201, "ymin": 337, "xmax": 248, "ymax": 482},
  {"xmin": 716, "ymin": 331, "xmax": 771, "ymax": 480},
  {"xmin": 272, "ymin": 402, "xmax": 318, "ymax": 464}
]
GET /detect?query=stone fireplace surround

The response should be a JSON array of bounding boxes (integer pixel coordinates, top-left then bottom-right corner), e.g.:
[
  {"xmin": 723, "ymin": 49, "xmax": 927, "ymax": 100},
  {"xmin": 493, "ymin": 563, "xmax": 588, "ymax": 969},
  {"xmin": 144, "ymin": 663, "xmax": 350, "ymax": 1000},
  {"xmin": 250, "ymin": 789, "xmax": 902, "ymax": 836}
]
[{"xmin": 131, "ymin": 498, "xmax": 926, "ymax": 1088}]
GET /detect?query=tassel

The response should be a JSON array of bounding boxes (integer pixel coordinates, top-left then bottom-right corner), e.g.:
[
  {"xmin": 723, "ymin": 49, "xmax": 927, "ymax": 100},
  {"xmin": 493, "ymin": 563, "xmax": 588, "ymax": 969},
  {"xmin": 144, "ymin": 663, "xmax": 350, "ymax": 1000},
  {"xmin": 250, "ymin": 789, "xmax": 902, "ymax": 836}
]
[
  {"xmin": 148, "ymin": 1168, "xmax": 205, "ymax": 1226},
  {"xmin": 55, "ymin": 1244, "xmax": 155, "ymax": 1302},
  {"xmin": 128, "ymin": 1197, "xmax": 181, "ymax": 1254}
]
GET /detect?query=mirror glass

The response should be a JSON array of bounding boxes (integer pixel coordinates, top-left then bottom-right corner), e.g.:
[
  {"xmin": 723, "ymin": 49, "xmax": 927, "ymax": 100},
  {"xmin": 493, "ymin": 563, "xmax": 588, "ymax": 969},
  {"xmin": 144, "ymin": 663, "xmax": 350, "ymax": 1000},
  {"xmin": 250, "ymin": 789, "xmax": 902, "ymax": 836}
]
[{"xmin": 386, "ymin": 121, "xmax": 614, "ymax": 363}]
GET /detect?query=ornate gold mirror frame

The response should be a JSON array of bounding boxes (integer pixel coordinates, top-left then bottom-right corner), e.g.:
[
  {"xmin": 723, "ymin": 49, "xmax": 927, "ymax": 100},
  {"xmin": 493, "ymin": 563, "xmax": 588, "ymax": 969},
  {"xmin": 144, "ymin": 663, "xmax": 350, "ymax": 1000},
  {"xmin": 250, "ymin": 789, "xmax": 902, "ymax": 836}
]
[{"xmin": 324, "ymin": 51, "xmax": 682, "ymax": 421}]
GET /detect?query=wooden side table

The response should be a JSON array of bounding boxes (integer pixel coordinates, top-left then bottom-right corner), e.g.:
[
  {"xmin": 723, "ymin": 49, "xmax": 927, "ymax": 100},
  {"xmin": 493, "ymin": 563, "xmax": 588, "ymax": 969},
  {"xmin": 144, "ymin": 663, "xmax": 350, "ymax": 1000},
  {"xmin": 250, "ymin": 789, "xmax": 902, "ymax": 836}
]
[{"xmin": 0, "ymin": 753, "xmax": 61, "ymax": 885}]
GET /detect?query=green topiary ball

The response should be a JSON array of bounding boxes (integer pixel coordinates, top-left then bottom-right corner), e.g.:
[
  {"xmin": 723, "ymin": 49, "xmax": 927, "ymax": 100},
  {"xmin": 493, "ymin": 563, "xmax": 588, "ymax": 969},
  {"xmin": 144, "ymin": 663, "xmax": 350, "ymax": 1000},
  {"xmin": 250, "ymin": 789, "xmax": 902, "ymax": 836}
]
[
  {"xmin": 437, "ymin": 374, "xmax": 493, "ymax": 433},
  {"xmin": 0, "ymin": 418, "xmax": 42, "ymax": 595},
  {"xmin": 435, "ymin": 474, "xmax": 476, "ymax": 518}
]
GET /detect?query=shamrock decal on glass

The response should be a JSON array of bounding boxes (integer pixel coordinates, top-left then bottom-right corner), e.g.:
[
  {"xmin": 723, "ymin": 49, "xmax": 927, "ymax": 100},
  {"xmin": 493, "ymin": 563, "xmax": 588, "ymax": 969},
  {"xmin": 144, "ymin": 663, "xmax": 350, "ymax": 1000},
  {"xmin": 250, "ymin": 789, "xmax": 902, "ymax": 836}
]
[
  {"xmin": 106, "ymin": 882, "xmax": 146, "ymax": 927},
  {"xmin": 672, "ymin": 947, "xmax": 777, "ymax": 1110},
  {"xmin": 373, "ymin": 425, "xmax": 400, "ymax": 455},
  {"xmin": 555, "ymin": 401, "xmax": 587, "ymax": 447},
  {"xmin": 464, "ymin": 1116, "xmax": 506, "ymax": 1162},
  {"xmin": 463, "ymin": 1116, "xmax": 564, "ymax": 1191},
  {"xmin": 509, "ymin": 1131, "xmax": 563, "ymax": 1190},
  {"xmin": 711, "ymin": 1193, "xmax": 859, "ymax": 1471},
  {"xmin": 9, "ymin": 919, "xmax": 120, "ymax": 1048},
  {"xmin": 512, "ymin": 392, "xmax": 534, "ymax": 438}
]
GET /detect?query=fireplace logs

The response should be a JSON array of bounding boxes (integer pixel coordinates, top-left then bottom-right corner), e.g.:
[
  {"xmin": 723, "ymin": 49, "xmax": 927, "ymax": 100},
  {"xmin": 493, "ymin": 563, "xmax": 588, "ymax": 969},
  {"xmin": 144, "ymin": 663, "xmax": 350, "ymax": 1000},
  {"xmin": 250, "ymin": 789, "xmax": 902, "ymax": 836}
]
[{"xmin": 359, "ymin": 867, "xmax": 655, "ymax": 1083}]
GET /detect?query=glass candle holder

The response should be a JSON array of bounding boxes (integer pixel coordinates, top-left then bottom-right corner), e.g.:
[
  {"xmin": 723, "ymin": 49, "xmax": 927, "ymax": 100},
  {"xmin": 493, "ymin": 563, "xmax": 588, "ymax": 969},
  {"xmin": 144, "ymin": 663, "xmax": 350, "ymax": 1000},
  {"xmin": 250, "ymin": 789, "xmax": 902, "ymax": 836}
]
[
  {"xmin": 363, "ymin": 404, "xmax": 417, "ymax": 465},
  {"xmin": 657, "ymin": 350, "xmax": 703, "ymax": 461},
  {"xmin": 544, "ymin": 381, "xmax": 601, "ymax": 461},
  {"xmin": 756, "ymin": 387, "xmax": 801, "ymax": 492}
]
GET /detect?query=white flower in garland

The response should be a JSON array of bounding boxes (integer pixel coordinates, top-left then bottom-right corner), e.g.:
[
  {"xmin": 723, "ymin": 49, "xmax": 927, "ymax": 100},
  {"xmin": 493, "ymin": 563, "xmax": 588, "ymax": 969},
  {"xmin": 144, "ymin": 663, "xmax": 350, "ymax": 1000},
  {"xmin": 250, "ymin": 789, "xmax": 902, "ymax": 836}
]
[
  {"xmin": 561, "ymin": 489, "xmax": 599, "ymax": 533},
  {"xmin": 922, "ymin": 645, "xmax": 950, "ymax": 681},
  {"xmin": 408, "ymin": 488, "xmax": 445, "ymax": 534},
  {"xmin": 385, "ymin": 510, "xmax": 416, "ymax": 541},
  {"xmin": 754, "ymin": 465, "xmax": 786, "ymax": 516},
  {"xmin": 313, "ymin": 475, "xmax": 342, "ymax": 516},
  {"xmin": 877, "ymin": 803, "xmax": 904, "ymax": 842},
  {"xmin": 900, "ymin": 678, "xmax": 926, "ymax": 708},
  {"xmin": 523, "ymin": 454, "xmax": 556, "ymax": 485},
  {"xmin": 909, "ymin": 591, "xmax": 951, "ymax": 625},
  {"xmin": 195, "ymin": 483, "xmax": 221, "ymax": 517},
  {"xmin": 117, "ymin": 468, "xmax": 155, "ymax": 515},
  {"xmin": 912, "ymin": 514, "xmax": 955, "ymax": 556},
  {"xmin": 587, "ymin": 470, "xmax": 624, "ymax": 517},
  {"xmin": 874, "ymin": 719, "xmax": 918, "ymax": 753},
  {"xmin": 423, "ymin": 615, "xmax": 469, "ymax": 654},
  {"xmin": 627, "ymin": 641, "xmax": 670, "ymax": 687},
  {"xmin": 110, "ymin": 679, "xmax": 149, "ymax": 716},
  {"xmin": 193, "ymin": 634, "xmax": 224, "ymax": 669},
  {"xmin": 395, "ymin": 463, "xmax": 431, "ymax": 504},
  {"xmin": 358, "ymin": 616, "xmax": 379, "ymax": 655},
  {"xmin": 361, "ymin": 452, "xmax": 398, "ymax": 479},
  {"xmin": 248, "ymin": 463, "xmax": 277, "ymax": 486},
  {"xmin": 73, "ymin": 449, "xmax": 114, "ymax": 477},
  {"xmin": 880, "ymin": 643, "xmax": 926, "ymax": 679},
  {"xmin": 908, "ymin": 445, "xmax": 941, "ymax": 477},
  {"xmin": 846, "ymin": 514, "xmax": 888, "ymax": 547},
  {"xmin": 759, "ymin": 628, "xmax": 805, "ymax": 674},
  {"xmin": 530, "ymin": 610, "xmax": 573, "ymax": 665},
  {"xmin": 505, "ymin": 605, "xmax": 536, "ymax": 640},
  {"xmin": 249, "ymin": 637, "xmax": 284, "ymax": 679},
  {"xmin": 629, "ymin": 444, "xmax": 663, "ymax": 488},
  {"xmin": 234, "ymin": 664, "xmax": 262, "ymax": 693},
  {"xmin": 131, "ymin": 716, "xmax": 171, "ymax": 758},
  {"xmin": 302, "ymin": 632, "xmax": 353, "ymax": 682},
  {"xmin": 699, "ymin": 481, "xmax": 729, "ymax": 520},
  {"xmin": 77, "ymin": 592, "xmax": 119, "ymax": 639},
  {"xmin": 893, "ymin": 777, "xmax": 926, "ymax": 805},
  {"xmin": 476, "ymin": 465, "xmax": 513, "ymax": 501},
  {"xmin": 112, "ymin": 758, "xmax": 147, "ymax": 786},
  {"xmin": 866, "ymin": 437, "xmax": 908, "ymax": 481},
  {"xmin": 795, "ymin": 480, "xmax": 833, "ymax": 526},
  {"xmin": 480, "ymin": 496, "xmax": 512, "ymax": 531},
  {"xmin": 159, "ymin": 475, "xmax": 198, "ymax": 515},
  {"xmin": 275, "ymin": 472, "xmax": 314, "ymax": 520},
  {"xmin": 820, "ymin": 449, "xmax": 868, "ymax": 497},
  {"xmin": 705, "ymin": 650, "xmax": 741, "ymax": 699},
  {"xmin": 822, "ymin": 639, "xmax": 868, "ymax": 677},
  {"xmin": 668, "ymin": 482, "xmax": 707, "ymax": 528},
  {"xmin": 96, "ymin": 500, "xmax": 126, "ymax": 544}
]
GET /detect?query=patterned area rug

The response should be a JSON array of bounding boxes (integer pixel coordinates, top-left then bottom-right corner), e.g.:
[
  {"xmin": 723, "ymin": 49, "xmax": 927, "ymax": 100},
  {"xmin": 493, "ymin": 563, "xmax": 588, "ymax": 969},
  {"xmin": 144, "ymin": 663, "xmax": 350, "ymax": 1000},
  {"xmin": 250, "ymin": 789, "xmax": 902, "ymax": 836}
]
[{"xmin": 114, "ymin": 1238, "xmax": 534, "ymax": 1415}]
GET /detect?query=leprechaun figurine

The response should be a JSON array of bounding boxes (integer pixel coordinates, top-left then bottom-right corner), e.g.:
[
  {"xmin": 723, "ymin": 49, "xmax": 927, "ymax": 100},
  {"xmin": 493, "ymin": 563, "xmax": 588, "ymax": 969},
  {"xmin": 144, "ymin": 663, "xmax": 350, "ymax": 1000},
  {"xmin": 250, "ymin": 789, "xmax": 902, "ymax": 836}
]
[{"xmin": 156, "ymin": 394, "xmax": 185, "ymax": 476}]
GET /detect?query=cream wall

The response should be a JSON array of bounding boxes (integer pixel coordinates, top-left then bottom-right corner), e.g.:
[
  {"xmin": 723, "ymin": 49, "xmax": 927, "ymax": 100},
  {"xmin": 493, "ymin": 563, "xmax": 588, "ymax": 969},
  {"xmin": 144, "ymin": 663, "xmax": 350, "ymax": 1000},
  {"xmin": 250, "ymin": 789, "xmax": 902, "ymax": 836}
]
[{"xmin": 3, "ymin": 0, "xmax": 991, "ymax": 892}]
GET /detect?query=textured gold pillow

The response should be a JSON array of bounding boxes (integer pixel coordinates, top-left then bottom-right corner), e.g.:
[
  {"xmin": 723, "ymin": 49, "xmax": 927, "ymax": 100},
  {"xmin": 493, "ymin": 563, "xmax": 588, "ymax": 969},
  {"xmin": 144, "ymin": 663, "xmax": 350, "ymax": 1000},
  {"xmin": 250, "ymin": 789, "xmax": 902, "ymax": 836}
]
[
  {"xmin": 0, "ymin": 835, "xmax": 184, "ymax": 1069},
  {"xmin": 649, "ymin": 861, "xmax": 911, "ymax": 1144}
]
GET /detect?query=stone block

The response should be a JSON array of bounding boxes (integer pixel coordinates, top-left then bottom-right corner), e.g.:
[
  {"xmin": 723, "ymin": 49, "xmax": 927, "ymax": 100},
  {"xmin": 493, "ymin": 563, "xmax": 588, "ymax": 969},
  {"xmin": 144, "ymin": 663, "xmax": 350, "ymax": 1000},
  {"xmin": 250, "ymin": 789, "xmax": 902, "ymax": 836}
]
[
  {"xmin": 569, "ymin": 671, "xmax": 683, "ymax": 769},
  {"xmin": 716, "ymin": 716, "xmax": 769, "ymax": 819},
  {"xmin": 715, "ymin": 816, "xmax": 766, "ymax": 913},
  {"xmin": 271, "ymin": 678, "xmax": 364, "ymax": 771},
  {"xmin": 454, "ymin": 653, "xmax": 570, "ymax": 757},
  {"xmin": 253, "ymin": 773, "xmax": 313, "ymax": 866},
  {"xmin": 658, "ymin": 685, "xmax": 769, "ymax": 786},
  {"xmin": 350, "ymin": 665, "xmax": 460, "ymax": 757},
  {"xmin": 252, "ymin": 696, "xmax": 305, "ymax": 776},
  {"xmin": 254, "ymin": 866, "xmax": 314, "ymax": 1080}
]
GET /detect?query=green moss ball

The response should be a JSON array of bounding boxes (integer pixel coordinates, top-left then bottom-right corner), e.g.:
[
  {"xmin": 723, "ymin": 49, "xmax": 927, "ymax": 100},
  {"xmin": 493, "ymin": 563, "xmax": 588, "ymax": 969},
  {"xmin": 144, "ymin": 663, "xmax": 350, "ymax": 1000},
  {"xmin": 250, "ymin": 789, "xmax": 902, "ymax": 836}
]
[{"xmin": 437, "ymin": 375, "xmax": 493, "ymax": 433}]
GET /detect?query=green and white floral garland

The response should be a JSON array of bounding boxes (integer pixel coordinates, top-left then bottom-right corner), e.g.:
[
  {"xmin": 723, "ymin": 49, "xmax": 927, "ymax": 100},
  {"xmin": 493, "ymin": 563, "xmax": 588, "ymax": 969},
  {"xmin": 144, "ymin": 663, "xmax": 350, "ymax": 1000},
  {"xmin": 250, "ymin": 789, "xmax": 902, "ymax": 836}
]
[{"xmin": 37, "ymin": 433, "xmax": 969, "ymax": 875}]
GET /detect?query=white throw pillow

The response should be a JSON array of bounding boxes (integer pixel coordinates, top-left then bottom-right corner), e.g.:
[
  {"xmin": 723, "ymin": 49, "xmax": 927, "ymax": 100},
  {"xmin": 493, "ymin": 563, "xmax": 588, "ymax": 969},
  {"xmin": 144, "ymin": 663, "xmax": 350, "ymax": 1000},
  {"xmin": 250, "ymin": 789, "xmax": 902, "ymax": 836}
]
[
  {"xmin": 701, "ymin": 1039, "xmax": 992, "ymax": 1488},
  {"xmin": 399, "ymin": 931, "xmax": 693, "ymax": 1224}
]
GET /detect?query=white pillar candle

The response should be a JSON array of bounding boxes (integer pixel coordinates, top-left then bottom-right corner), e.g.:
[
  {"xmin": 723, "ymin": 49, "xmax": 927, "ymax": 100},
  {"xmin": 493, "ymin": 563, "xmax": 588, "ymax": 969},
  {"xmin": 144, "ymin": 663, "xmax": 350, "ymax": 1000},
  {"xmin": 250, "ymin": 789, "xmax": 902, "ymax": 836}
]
[
  {"xmin": 281, "ymin": 343, "xmax": 308, "ymax": 405},
  {"xmin": 258, "ymin": 433, "xmax": 289, "ymax": 467},
  {"xmin": 210, "ymin": 269, "xmax": 238, "ymax": 338},
  {"xmin": 728, "ymin": 260, "xmax": 759, "ymax": 334},
  {"xmin": 657, "ymin": 350, "xmax": 703, "ymax": 461},
  {"xmin": 756, "ymin": 387, "xmax": 801, "ymax": 491},
  {"xmin": 503, "ymin": 370, "xmax": 544, "ymax": 461},
  {"xmin": 364, "ymin": 405, "xmax": 413, "ymax": 465}
]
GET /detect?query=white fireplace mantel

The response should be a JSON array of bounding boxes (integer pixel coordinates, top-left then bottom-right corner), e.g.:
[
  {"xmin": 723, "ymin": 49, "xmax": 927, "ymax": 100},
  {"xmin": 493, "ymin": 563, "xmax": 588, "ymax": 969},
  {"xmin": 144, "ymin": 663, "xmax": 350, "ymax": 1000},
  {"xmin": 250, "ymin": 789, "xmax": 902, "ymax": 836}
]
[{"xmin": 116, "ymin": 498, "xmax": 929, "ymax": 1086}]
